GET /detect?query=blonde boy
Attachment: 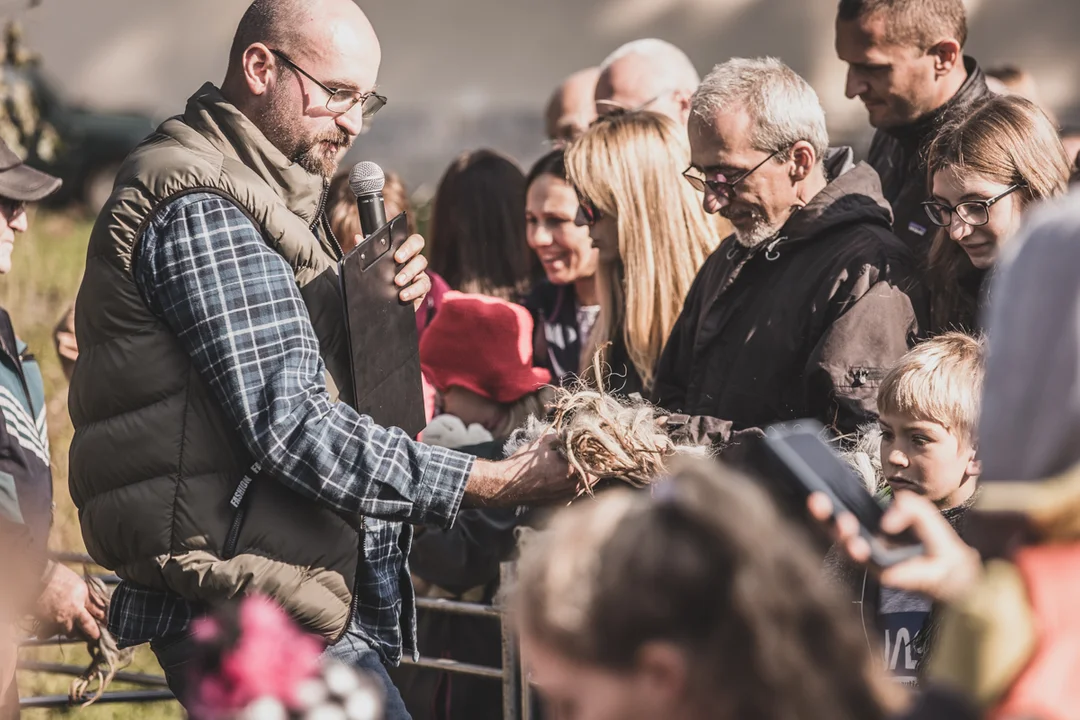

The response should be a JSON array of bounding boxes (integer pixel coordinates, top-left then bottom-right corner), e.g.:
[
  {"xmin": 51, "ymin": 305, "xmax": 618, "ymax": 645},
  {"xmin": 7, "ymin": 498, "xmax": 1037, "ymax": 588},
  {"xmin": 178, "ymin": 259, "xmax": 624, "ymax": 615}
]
[
  {"xmin": 876, "ymin": 332, "xmax": 985, "ymax": 510},
  {"xmin": 868, "ymin": 332, "xmax": 985, "ymax": 683}
]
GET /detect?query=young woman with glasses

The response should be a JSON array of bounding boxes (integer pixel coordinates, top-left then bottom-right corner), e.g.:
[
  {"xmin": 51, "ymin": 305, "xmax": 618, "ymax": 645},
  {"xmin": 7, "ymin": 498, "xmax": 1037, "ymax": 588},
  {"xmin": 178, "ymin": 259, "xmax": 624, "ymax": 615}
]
[
  {"xmin": 565, "ymin": 111, "xmax": 721, "ymax": 394},
  {"xmin": 923, "ymin": 95, "xmax": 1071, "ymax": 332}
]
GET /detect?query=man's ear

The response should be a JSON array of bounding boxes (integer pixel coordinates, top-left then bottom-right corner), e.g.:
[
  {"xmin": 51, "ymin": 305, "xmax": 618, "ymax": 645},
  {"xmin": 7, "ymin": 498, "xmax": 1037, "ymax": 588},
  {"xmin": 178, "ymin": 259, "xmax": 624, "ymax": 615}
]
[
  {"xmin": 673, "ymin": 89, "xmax": 694, "ymax": 127},
  {"xmin": 242, "ymin": 43, "xmax": 277, "ymax": 97},
  {"xmin": 928, "ymin": 39, "xmax": 962, "ymax": 78},
  {"xmin": 789, "ymin": 141, "xmax": 816, "ymax": 184}
]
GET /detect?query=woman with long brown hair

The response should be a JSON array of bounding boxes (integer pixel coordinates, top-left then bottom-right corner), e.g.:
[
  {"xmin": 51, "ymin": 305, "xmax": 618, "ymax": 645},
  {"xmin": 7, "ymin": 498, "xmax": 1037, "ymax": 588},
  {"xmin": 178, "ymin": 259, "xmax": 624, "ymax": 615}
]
[
  {"xmin": 428, "ymin": 149, "xmax": 539, "ymax": 302},
  {"xmin": 923, "ymin": 94, "xmax": 1071, "ymax": 332},
  {"xmin": 510, "ymin": 458, "xmax": 905, "ymax": 720},
  {"xmin": 566, "ymin": 111, "xmax": 720, "ymax": 394}
]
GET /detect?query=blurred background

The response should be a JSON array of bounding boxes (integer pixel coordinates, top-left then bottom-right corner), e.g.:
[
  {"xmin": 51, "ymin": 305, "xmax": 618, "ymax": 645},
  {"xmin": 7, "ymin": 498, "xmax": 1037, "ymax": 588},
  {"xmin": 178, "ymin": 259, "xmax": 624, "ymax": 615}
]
[
  {"xmin": 16, "ymin": 0, "xmax": 1080, "ymax": 201},
  {"xmin": 5, "ymin": 0, "xmax": 1079, "ymax": 716}
]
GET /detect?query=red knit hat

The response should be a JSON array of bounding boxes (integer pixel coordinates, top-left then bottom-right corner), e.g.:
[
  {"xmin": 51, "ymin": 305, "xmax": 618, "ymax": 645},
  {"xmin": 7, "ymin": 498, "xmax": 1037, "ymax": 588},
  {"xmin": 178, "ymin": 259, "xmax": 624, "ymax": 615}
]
[{"xmin": 420, "ymin": 291, "xmax": 552, "ymax": 404}]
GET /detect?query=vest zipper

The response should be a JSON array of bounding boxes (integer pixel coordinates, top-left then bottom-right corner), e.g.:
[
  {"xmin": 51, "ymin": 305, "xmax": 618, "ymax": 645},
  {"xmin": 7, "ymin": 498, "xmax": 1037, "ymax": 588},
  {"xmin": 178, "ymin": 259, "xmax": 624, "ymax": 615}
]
[
  {"xmin": 310, "ymin": 181, "xmax": 345, "ymax": 261},
  {"xmin": 223, "ymin": 463, "xmax": 260, "ymax": 559}
]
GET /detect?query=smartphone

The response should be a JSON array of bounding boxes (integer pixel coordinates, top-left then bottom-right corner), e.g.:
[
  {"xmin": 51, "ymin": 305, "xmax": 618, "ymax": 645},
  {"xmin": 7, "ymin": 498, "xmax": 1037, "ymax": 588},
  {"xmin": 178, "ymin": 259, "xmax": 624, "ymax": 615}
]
[{"xmin": 758, "ymin": 420, "xmax": 923, "ymax": 568}]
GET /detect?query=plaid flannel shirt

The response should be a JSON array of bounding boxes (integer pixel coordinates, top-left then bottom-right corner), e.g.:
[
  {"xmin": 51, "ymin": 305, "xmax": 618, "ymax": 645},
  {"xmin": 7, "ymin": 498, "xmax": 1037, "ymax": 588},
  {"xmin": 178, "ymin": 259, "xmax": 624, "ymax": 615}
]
[{"xmin": 108, "ymin": 192, "xmax": 474, "ymax": 663}]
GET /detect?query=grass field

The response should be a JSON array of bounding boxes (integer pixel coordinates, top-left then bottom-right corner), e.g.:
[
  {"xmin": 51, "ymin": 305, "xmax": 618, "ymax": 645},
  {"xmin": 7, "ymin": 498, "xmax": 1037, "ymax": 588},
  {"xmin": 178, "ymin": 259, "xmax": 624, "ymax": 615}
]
[{"xmin": 2, "ymin": 209, "xmax": 183, "ymax": 719}]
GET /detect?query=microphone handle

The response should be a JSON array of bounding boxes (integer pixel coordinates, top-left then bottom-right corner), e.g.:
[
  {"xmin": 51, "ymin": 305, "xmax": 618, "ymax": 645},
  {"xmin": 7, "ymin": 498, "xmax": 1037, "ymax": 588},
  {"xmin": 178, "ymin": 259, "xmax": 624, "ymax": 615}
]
[{"xmin": 356, "ymin": 191, "xmax": 387, "ymax": 238}]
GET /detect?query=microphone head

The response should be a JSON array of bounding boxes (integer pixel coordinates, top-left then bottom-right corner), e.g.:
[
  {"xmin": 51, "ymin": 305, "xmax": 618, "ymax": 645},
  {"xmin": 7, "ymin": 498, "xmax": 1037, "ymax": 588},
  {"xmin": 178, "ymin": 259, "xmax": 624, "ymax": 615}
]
[{"xmin": 349, "ymin": 161, "xmax": 385, "ymax": 197}]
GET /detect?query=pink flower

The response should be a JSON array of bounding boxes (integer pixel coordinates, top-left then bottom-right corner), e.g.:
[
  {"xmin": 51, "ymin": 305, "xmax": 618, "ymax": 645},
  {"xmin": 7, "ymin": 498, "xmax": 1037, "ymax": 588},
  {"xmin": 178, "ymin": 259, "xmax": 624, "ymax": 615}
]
[{"xmin": 192, "ymin": 595, "xmax": 326, "ymax": 717}]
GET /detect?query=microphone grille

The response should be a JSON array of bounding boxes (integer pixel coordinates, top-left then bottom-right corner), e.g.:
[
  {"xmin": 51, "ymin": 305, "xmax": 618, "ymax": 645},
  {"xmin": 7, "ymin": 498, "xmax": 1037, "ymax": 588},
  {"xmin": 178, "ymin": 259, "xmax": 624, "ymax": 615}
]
[{"xmin": 349, "ymin": 161, "xmax": 385, "ymax": 196}]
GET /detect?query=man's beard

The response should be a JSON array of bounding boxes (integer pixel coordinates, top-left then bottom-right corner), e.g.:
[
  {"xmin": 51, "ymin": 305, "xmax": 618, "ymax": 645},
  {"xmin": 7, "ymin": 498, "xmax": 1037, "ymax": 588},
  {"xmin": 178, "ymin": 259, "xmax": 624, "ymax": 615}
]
[
  {"xmin": 722, "ymin": 203, "xmax": 782, "ymax": 248},
  {"xmin": 263, "ymin": 89, "xmax": 353, "ymax": 178}
]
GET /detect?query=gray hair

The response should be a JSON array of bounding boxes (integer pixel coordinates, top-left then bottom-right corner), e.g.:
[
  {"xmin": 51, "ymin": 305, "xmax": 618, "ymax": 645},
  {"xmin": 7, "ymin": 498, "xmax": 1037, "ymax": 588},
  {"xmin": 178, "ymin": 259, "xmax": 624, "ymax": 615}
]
[
  {"xmin": 692, "ymin": 57, "xmax": 828, "ymax": 164},
  {"xmin": 600, "ymin": 38, "xmax": 700, "ymax": 90}
]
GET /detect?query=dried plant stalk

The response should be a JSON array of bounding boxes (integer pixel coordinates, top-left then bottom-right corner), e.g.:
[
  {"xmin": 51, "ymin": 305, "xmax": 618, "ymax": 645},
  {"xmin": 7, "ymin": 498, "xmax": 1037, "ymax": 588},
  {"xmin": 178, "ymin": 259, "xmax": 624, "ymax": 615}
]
[{"xmin": 512, "ymin": 349, "xmax": 708, "ymax": 496}]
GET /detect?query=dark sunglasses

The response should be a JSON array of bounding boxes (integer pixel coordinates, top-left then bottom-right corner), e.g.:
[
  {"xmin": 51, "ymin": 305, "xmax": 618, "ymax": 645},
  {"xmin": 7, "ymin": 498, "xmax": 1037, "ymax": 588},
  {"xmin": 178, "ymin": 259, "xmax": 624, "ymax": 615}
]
[
  {"xmin": 921, "ymin": 183, "xmax": 1026, "ymax": 228},
  {"xmin": 574, "ymin": 190, "xmax": 602, "ymax": 226},
  {"xmin": 270, "ymin": 49, "xmax": 387, "ymax": 119},
  {"xmin": 683, "ymin": 146, "xmax": 786, "ymax": 198}
]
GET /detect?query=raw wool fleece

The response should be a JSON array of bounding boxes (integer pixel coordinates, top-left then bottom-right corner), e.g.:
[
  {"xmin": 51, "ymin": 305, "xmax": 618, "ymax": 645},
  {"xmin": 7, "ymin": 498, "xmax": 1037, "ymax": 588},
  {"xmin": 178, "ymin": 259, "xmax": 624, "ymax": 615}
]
[{"xmin": 504, "ymin": 379, "xmax": 709, "ymax": 495}]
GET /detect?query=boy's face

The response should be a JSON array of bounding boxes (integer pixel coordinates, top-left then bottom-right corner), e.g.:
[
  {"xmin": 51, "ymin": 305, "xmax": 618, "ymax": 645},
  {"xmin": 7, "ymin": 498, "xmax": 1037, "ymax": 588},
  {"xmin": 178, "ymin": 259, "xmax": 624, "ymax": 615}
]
[{"xmin": 879, "ymin": 411, "xmax": 979, "ymax": 509}]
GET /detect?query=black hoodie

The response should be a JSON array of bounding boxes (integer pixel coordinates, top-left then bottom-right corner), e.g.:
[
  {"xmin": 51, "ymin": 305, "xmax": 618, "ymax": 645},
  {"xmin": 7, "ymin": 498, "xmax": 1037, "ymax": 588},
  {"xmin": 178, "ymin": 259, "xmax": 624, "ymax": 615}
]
[
  {"xmin": 867, "ymin": 57, "xmax": 991, "ymax": 260},
  {"xmin": 654, "ymin": 149, "xmax": 925, "ymax": 445}
]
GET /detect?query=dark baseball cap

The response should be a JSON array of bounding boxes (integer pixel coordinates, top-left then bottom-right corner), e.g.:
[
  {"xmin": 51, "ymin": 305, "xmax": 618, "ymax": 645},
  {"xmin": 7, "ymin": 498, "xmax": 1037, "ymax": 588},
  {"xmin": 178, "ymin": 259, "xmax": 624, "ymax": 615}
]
[{"xmin": 0, "ymin": 138, "xmax": 60, "ymax": 202}]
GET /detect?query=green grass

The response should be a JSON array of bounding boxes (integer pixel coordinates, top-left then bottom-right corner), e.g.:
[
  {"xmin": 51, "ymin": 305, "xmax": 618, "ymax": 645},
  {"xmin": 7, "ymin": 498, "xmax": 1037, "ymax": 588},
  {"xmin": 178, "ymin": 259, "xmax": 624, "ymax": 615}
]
[{"xmin": 2, "ymin": 210, "xmax": 183, "ymax": 718}]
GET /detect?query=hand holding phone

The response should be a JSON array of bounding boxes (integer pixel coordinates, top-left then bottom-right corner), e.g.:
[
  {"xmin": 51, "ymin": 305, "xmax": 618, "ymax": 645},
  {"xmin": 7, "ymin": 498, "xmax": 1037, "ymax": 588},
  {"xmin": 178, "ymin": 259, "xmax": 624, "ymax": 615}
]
[{"xmin": 758, "ymin": 420, "xmax": 923, "ymax": 568}]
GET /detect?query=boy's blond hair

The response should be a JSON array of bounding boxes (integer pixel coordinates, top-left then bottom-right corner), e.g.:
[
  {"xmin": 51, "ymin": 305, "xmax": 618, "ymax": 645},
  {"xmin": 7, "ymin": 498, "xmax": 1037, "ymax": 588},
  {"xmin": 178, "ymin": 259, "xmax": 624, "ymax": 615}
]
[{"xmin": 877, "ymin": 332, "xmax": 986, "ymax": 446}]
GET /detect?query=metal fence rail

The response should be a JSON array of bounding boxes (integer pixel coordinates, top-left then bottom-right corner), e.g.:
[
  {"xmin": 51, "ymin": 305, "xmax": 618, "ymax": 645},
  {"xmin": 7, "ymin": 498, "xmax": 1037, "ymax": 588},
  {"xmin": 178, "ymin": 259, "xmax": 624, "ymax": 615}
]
[{"xmin": 20, "ymin": 555, "xmax": 532, "ymax": 718}]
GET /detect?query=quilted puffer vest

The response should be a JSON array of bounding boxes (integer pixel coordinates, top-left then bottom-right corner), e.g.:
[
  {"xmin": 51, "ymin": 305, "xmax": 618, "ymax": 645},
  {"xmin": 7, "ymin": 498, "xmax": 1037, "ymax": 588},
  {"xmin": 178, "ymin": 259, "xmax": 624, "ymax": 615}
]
[{"xmin": 68, "ymin": 83, "xmax": 360, "ymax": 640}]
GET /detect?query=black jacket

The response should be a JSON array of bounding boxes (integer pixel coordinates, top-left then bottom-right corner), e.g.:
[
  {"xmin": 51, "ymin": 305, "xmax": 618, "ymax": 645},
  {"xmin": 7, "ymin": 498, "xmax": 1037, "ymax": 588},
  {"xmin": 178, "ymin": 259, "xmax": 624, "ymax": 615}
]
[
  {"xmin": 524, "ymin": 281, "xmax": 587, "ymax": 385},
  {"xmin": 653, "ymin": 149, "xmax": 924, "ymax": 445},
  {"xmin": 867, "ymin": 57, "xmax": 991, "ymax": 260}
]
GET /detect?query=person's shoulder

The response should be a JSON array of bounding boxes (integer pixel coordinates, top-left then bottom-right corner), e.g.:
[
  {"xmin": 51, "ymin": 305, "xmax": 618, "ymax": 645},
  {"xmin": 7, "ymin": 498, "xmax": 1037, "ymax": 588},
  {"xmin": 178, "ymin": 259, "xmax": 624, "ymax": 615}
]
[{"xmin": 153, "ymin": 191, "xmax": 250, "ymax": 226}]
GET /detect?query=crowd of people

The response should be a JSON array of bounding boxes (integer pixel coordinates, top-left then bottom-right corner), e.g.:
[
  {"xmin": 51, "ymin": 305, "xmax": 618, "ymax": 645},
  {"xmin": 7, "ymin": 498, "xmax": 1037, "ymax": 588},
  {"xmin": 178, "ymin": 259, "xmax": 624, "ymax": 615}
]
[{"xmin": 2, "ymin": 0, "xmax": 1080, "ymax": 718}]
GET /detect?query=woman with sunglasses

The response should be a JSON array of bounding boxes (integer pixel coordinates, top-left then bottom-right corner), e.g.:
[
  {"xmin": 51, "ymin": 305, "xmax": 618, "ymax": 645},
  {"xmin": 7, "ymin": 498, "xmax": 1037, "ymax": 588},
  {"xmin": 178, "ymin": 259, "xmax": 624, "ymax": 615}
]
[
  {"xmin": 565, "ymin": 111, "xmax": 721, "ymax": 394},
  {"xmin": 923, "ymin": 94, "xmax": 1071, "ymax": 333},
  {"xmin": 523, "ymin": 149, "xmax": 601, "ymax": 386}
]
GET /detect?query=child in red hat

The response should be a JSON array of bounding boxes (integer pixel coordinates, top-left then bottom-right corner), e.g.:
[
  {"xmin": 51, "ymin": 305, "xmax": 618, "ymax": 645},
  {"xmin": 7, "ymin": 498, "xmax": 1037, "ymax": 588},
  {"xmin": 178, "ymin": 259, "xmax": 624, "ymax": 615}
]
[
  {"xmin": 394, "ymin": 292, "xmax": 554, "ymax": 720},
  {"xmin": 419, "ymin": 291, "xmax": 553, "ymax": 452}
]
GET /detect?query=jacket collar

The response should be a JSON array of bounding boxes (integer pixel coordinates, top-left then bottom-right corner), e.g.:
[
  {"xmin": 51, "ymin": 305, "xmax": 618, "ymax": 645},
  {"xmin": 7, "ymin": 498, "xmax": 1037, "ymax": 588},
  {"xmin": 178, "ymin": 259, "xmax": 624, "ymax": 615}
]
[
  {"xmin": 768, "ymin": 146, "xmax": 893, "ymax": 251},
  {"xmin": 182, "ymin": 83, "xmax": 326, "ymax": 225},
  {"xmin": 879, "ymin": 56, "xmax": 989, "ymax": 151}
]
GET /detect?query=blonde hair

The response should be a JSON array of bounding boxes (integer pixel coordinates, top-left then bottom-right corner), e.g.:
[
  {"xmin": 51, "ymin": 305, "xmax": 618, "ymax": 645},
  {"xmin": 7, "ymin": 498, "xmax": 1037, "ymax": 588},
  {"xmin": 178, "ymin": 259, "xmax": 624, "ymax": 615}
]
[
  {"xmin": 511, "ymin": 458, "xmax": 904, "ymax": 719},
  {"xmin": 565, "ymin": 112, "xmax": 720, "ymax": 388},
  {"xmin": 877, "ymin": 332, "xmax": 986, "ymax": 446},
  {"xmin": 926, "ymin": 95, "xmax": 1070, "ymax": 331}
]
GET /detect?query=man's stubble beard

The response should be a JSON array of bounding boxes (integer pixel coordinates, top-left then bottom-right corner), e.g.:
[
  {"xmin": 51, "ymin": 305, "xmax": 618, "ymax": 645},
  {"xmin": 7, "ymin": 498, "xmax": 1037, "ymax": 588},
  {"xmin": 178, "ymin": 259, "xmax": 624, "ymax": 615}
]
[
  {"xmin": 262, "ymin": 87, "xmax": 354, "ymax": 178},
  {"xmin": 722, "ymin": 205, "xmax": 783, "ymax": 248}
]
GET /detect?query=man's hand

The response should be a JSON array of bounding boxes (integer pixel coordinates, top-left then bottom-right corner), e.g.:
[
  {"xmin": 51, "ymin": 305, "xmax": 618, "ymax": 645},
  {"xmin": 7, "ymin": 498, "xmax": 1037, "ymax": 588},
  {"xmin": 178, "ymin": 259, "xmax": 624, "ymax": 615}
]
[
  {"xmin": 808, "ymin": 491, "xmax": 982, "ymax": 604},
  {"xmin": 394, "ymin": 234, "xmax": 432, "ymax": 310},
  {"xmin": 35, "ymin": 563, "xmax": 105, "ymax": 641},
  {"xmin": 464, "ymin": 434, "xmax": 577, "ymax": 508}
]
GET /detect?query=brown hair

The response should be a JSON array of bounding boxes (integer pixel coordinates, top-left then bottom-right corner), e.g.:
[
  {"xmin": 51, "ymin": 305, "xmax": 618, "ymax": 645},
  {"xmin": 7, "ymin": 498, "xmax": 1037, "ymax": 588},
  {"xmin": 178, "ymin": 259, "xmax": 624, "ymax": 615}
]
[
  {"xmin": 511, "ymin": 458, "xmax": 905, "ymax": 720},
  {"xmin": 566, "ymin": 112, "xmax": 720, "ymax": 388},
  {"xmin": 925, "ymin": 95, "xmax": 1071, "ymax": 331},
  {"xmin": 877, "ymin": 332, "xmax": 986, "ymax": 446},
  {"xmin": 836, "ymin": 0, "xmax": 967, "ymax": 50},
  {"xmin": 327, "ymin": 169, "xmax": 416, "ymax": 254},
  {"xmin": 428, "ymin": 149, "xmax": 536, "ymax": 301}
]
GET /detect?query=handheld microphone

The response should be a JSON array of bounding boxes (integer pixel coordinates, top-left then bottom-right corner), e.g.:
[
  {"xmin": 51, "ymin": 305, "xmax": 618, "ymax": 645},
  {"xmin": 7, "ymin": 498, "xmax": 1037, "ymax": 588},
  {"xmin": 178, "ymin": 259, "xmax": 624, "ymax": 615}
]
[{"xmin": 349, "ymin": 161, "xmax": 388, "ymax": 237}]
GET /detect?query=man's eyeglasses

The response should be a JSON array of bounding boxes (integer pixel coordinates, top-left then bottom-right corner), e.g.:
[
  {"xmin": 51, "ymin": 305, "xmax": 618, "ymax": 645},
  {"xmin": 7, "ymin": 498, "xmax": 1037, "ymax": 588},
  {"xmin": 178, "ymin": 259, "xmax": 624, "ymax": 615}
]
[
  {"xmin": 270, "ymin": 49, "xmax": 387, "ymax": 119},
  {"xmin": 0, "ymin": 198, "xmax": 25, "ymax": 219},
  {"xmin": 683, "ymin": 147, "xmax": 786, "ymax": 198},
  {"xmin": 921, "ymin": 184, "xmax": 1026, "ymax": 228},
  {"xmin": 594, "ymin": 90, "xmax": 668, "ymax": 119}
]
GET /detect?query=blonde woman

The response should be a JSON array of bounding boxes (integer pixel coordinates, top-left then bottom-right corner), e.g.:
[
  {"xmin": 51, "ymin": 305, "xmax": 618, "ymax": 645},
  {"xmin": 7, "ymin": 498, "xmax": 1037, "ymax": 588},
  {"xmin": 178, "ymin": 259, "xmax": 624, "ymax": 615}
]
[
  {"xmin": 923, "ymin": 94, "xmax": 1071, "ymax": 333},
  {"xmin": 566, "ymin": 111, "xmax": 721, "ymax": 394}
]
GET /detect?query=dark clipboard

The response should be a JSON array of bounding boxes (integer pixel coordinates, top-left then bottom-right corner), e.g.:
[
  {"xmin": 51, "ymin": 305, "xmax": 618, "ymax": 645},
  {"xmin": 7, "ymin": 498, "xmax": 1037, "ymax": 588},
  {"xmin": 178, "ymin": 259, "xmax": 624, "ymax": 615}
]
[{"xmin": 339, "ymin": 212, "xmax": 426, "ymax": 438}]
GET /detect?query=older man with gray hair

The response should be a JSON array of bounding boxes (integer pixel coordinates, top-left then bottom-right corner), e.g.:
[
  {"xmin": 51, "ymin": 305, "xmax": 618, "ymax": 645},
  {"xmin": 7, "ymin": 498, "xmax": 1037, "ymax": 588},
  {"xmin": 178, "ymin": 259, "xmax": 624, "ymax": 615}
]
[
  {"xmin": 594, "ymin": 38, "xmax": 700, "ymax": 128},
  {"xmin": 654, "ymin": 57, "xmax": 924, "ymax": 449}
]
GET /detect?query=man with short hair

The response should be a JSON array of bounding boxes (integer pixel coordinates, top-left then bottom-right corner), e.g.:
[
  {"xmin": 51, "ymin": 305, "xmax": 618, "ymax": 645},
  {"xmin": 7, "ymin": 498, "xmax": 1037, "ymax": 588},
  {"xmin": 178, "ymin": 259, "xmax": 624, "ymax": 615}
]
[
  {"xmin": 835, "ymin": 0, "xmax": 990, "ymax": 256},
  {"xmin": 68, "ymin": 1, "xmax": 571, "ymax": 715},
  {"xmin": 594, "ymin": 38, "xmax": 700, "ymax": 128},
  {"xmin": 0, "ymin": 141, "xmax": 107, "ymax": 718},
  {"xmin": 653, "ymin": 58, "xmax": 922, "ymax": 448},
  {"xmin": 544, "ymin": 67, "xmax": 600, "ymax": 148}
]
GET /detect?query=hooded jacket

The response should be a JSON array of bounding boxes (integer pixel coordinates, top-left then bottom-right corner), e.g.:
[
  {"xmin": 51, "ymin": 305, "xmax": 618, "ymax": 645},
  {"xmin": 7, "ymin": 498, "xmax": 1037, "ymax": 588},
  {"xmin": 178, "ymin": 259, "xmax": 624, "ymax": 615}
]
[
  {"xmin": 653, "ymin": 149, "xmax": 923, "ymax": 444},
  {"xmin": 867, "ymin": 57, "xmax": 991, "ymax": 259}
]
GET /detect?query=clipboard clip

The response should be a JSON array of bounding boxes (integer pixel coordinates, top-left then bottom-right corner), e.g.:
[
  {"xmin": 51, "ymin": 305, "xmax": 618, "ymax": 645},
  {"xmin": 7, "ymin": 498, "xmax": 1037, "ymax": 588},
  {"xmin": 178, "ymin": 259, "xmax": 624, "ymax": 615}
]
[{"xmin": 357, "ymin": 231, "xmax": 392, "ymax": 272}]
